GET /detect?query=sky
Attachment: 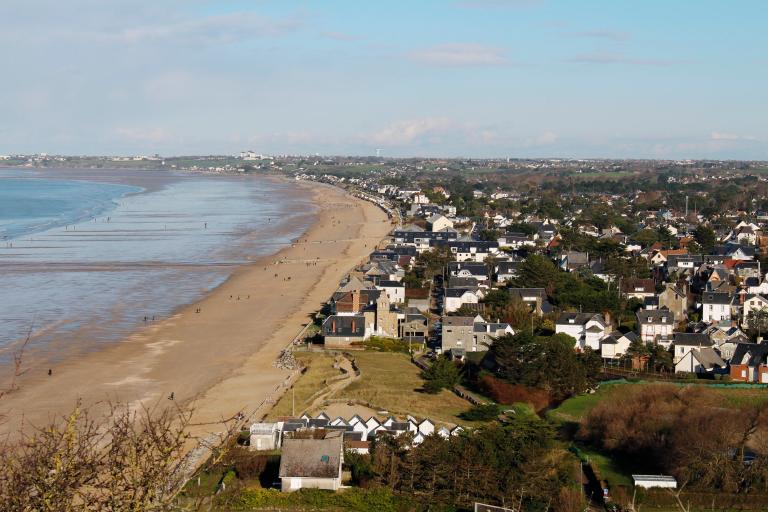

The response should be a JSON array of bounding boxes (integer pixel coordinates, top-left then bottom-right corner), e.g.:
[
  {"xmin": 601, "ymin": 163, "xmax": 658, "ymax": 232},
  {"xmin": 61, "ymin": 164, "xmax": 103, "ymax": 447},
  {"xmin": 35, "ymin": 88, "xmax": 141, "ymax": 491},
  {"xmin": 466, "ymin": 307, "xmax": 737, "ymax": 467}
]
[{"xmin": 1, "ymin": 0, "xmax": 766, "ymax": 159}]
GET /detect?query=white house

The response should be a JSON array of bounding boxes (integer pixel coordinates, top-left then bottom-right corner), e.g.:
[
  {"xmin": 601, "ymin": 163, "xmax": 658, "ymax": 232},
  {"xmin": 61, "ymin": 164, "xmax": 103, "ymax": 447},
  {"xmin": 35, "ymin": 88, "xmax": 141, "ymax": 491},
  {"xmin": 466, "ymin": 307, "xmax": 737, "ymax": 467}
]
[
  {"xmin": 674, "ymin": 348, "xmax": 725, "ymax": 374},
  {"xmin": 636, "ymin": 309, "xmax": 674, "ymax": 346},
  {"xmin": 742, "ymin": 294, "xmax": 768, "ymax": 327},
  {"xmin": 427, "ymin": 214, "xmax": 454, "ymax": 232},
  {"xmin": 376, "ymin": 280, "xmax": 405, "ymax": 304},
  {"xmin": 600, "ymin": 331, "xmax": 639, "ymax": 359},
  {"xmin": 555, "ymin": 312, "xmax": 609, "ymax": 351},
  {"xmin": 702, "ymin": 292, "xmax": 732, "ymax": 324},
  {"xmin": 444, "ymin": 288, "xmax": 479, "ymax": 313}
]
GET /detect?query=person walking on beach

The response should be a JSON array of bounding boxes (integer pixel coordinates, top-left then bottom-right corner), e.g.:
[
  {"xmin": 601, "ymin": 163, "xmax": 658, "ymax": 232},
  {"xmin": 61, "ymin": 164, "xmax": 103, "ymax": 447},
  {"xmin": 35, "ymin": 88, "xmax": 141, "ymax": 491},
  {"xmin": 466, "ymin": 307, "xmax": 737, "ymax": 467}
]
[
  {"xmin": 168, "ymin": 392, "xmax": 174, "ymax": 401},
  {"xmin": 48, "ymin": 369, "xmax": 52, "ymax": 376}
]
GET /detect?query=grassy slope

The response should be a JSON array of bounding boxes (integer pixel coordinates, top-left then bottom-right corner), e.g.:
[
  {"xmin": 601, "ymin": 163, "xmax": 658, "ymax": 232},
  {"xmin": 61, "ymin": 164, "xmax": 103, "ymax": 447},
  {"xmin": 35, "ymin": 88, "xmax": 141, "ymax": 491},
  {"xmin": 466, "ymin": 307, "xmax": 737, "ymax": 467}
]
[
  {"xmin": 266, "ymin": 353, "xmax": 341, "ymax": 419},
  {"xmin": 340, "ymin": 351, "xmax": 472, "ymax": 425}
]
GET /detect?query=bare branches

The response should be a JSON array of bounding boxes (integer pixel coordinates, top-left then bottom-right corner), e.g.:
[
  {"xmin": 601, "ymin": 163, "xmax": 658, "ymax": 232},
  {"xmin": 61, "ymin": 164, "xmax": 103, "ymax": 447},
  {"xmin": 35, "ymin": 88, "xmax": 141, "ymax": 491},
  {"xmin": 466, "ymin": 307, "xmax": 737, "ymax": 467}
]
[
  {"xmin": 0, "ymin": 399, "xmax": 241, "ymax": 511},
  {"xmin": 0, "ymin": 325, "xmax": 32, "ymax": 402}
]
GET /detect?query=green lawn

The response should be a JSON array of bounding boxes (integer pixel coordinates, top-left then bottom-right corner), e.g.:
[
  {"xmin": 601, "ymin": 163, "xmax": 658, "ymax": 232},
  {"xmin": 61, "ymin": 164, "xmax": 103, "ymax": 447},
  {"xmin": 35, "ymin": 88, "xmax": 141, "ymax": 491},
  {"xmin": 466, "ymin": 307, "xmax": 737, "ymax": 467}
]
[{"xmin": 548, "ymin": 380, "xmax": 630, "ymax": 423}]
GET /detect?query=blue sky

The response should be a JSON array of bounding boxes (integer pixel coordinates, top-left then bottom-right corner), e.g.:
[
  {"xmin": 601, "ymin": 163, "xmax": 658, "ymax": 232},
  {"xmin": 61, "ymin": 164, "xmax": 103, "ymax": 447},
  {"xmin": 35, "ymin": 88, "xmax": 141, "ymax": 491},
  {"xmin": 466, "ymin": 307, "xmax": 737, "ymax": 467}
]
[{"xmin": 1, "ymin": 0, "xmax": 766, "ymax": 159}]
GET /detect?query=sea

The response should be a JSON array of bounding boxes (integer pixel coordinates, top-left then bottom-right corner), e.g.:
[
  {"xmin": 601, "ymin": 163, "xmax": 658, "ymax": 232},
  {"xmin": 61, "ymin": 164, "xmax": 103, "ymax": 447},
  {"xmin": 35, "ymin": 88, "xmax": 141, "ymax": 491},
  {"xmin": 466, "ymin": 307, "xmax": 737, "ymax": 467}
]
[{"xmin": 0, "ymin": 168, "xmax": 315, "ymax": 364}]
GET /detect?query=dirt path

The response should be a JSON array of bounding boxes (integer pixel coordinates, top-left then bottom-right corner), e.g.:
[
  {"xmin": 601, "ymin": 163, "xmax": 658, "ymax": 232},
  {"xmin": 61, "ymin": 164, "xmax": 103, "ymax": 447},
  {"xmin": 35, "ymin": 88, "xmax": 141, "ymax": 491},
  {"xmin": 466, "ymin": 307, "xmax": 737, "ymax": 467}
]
[{"xmin": 305, "ymin": 355, "xmax": 359, "ymax": 416}]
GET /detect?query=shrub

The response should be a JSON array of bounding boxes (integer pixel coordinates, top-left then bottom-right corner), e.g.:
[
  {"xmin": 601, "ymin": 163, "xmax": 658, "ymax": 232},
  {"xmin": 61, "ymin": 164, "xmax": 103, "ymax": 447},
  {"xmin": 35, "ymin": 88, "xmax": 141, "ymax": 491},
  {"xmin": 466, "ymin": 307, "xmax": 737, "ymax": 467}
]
[
  {"xmin": 478, "ymin": 375, "xmax": 551, "ymax": 411},
  {"xmin": 460, "ymin": 403, "xmax": 502, "ymax": 421}
]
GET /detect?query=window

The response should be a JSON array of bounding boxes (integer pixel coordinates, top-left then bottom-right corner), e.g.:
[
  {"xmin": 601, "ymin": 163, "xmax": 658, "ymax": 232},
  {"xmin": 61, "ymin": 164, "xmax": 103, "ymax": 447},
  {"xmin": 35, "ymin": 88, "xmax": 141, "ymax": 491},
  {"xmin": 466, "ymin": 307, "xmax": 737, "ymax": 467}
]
[{"xmin": 742, "ymin": 369, "xmax": 747, "ymax": 378}]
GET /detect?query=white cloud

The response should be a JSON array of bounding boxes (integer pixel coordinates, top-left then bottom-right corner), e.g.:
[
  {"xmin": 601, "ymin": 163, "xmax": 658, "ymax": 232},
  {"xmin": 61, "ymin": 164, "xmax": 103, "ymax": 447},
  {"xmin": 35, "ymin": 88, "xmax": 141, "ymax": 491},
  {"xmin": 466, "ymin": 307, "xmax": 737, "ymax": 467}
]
[
  {"xmin": 367, "ymin": 118, "xmax": 456, "ymax": 146},
  {"xmin": 114, "ymin": 127, "xmax": 174, "ymax": 144},
  {"xmin": 112, "ymin": 12, "xmax": 303, "ymax": 45},
  {"xmin": 320, "ymin": 31, "xmax": 360, "ymax": 42},
  {"xmin": 453, "ymin": 0, "xmax": 544, "ymax": 9},
  {"xmin": 710, "ymin": 132, "xmax": 757, "ymax": 141},
  {"xmin": 407, "ymin": 43, "xmax": 509, "ymax": 67},
  {"xmin": 567, "ymin": 30, "xmax": 631, "ymax": 41},
  {"xmin": 564, "ymin": 53, "xmax": 687, "ymax": 66}
]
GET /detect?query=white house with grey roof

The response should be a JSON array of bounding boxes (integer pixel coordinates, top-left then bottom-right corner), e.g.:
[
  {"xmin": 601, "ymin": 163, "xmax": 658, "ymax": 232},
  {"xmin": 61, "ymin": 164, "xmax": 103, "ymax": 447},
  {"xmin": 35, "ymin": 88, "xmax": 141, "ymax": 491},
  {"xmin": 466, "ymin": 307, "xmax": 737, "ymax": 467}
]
[
  {"xmin": 637, "ymin": 309, "xmax": 674, "ymax": 346},
  {"xmin": 555, "ymin": 312, "xmax": 609, "ymax": 351},
  {"xmin": 702, "ymin": 292, "xmax": 733, "ymax": 324}
]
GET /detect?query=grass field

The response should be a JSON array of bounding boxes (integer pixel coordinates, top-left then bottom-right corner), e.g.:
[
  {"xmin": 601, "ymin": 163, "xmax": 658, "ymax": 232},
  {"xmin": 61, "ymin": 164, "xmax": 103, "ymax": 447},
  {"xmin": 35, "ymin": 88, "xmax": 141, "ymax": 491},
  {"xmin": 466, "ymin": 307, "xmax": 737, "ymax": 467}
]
[
  {"xmin": 266, "ymin": 353, "xmax": 342, "ymax": 419},
  {"xmin": 266, "ymin": 351, "xmax": 473, "ymax": 425},
  {"xmin": 339, "ymin": 352, "xmax": 473, "ymax": 425}
]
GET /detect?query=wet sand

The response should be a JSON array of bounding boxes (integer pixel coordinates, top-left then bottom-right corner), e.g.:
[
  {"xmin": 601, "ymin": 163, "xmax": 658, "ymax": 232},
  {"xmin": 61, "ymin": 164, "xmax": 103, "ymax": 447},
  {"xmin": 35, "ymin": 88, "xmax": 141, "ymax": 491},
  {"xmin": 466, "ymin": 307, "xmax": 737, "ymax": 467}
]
[{"xmin": 0, "ymin": 180, "xmax": 392, "ymax": 436}]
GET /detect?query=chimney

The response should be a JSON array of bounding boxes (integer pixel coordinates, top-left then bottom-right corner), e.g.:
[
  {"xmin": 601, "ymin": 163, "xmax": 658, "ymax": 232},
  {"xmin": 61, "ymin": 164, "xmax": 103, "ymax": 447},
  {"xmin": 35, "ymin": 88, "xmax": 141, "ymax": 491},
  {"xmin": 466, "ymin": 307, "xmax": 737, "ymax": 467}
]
[{"xmin": 352, "ymin": 290, "xmax": 360, "ymax": 312}]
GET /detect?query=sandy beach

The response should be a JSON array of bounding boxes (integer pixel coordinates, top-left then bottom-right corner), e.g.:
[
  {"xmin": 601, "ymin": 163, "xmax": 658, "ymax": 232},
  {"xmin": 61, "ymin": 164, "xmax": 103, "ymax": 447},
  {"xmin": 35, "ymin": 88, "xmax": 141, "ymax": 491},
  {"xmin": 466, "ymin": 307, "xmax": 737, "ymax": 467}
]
[{"xmin": 0, "ymin": 179, "xmax": 392, "ymax": 437}]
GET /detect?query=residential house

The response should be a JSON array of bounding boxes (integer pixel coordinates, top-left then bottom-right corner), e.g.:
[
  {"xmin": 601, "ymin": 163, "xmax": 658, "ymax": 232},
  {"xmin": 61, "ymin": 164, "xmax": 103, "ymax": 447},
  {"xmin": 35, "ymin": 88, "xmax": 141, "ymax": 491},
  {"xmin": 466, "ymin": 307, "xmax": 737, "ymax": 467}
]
[
  {"xmin": 742, "ymin": 294, "xmax": 768, "ymax": 328},
  {"xmin": 559, "ymin": 251, "xmax": 589, "ymax": 272},
  {"xmin": 442, "ymin": 315, "xmax": 484, "ymax": 354},
  {"xmin": 427, "ymin": 214, "xmax": 454, "ymax": 232},
  {"xmin": 703, "ymin": 325, "xmax": 749, "ymax": 361},
  {"xmin": 674, "ymin": 347, "xmax": 725, "ymax": 374},
  {"xmin": 376, "ymin": 280, "xmax": 405, "ymax": 304},
  {"xmin": 322, "ymin": 315, "xmax": 366, "ymax": 346},
  {"xmin": 496, "ymin": 260, "xmax": 521, "ymax": 283},
  {"xmin": 444, "ymin": 288, "xmax": 480, "ymax": 313},
  {"xmin": 472, "ymin": 322, "xmax": 515, "ymax": 351},
  {"xmin": 508, "ymin": 288, "xmax": 552, "ymax": 315},
  {"xmin": 555, "ymin": 312, "xmax": 609, "ymax": 351},
  {"xmin": 672, "ymin": 332, "xmax": 713, "ymax": 363},
  {"xmin": 637, "ymin": 309, "xmax": 674, "ymax": 346},
  {"xmin": 621, "ymin": 278, "xmax": 656, "ymax": 300},
  {"xmin": 446, "ymin": 240, "xmax": 500, "ymax": 262},
  {"xmin": 404, "ymin": 288, "xmax": 430, "ymax": 312},
  {"xmin": 400, "ymin": 312, "xmax": 428, "ymax": 344},
  {"xmin": 702, "ymin": 292, "xmax": 733, "ymax": 324},
  {"xmin": 279, "ymin": 430, "xmax": 344, "ymax": 492},
  {"xmin": 447, "ymin": 261, "xmax": 489, "ymax": 282},
  {"xmin": 600, "ymin": 330, "xmax": 639, "ymax": 359},
  {"xmin": 729, "ymin": 343, "xmax": 768, "ymax": 383},
  {"xmin": 658, "ymin": 283, "xmax": 688, "ymax": 321}
]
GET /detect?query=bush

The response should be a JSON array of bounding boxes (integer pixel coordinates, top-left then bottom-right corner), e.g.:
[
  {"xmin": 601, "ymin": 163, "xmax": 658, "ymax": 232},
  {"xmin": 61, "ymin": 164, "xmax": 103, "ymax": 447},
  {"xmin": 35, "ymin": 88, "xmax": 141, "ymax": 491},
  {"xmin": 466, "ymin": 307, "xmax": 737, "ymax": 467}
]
[
  {"xmin": 421, "ymin": 355, "xmax": 461, "ymax": 394},
  {"xmin": 361, "ymin": 336, "xmax": 413, "ymax": 353},
  {"xmin": 460, "ymin": 403, "xmax": 502, "ymax": 421},
  {"xmin": 477, "ymin": 375, "xmax": 551, "ymax": 412},
  {"xmin": 222, "ymin": 487, "xmax": 402, "ymax": 511}
]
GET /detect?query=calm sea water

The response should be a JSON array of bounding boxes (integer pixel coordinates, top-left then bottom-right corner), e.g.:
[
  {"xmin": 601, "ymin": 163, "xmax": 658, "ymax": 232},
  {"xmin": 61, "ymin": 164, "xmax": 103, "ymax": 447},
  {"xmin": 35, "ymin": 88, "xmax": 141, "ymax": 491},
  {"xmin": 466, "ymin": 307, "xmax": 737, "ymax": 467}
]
[{"xmin": 0, "ymin": 169, "xmax": 315, "ymax": 363}]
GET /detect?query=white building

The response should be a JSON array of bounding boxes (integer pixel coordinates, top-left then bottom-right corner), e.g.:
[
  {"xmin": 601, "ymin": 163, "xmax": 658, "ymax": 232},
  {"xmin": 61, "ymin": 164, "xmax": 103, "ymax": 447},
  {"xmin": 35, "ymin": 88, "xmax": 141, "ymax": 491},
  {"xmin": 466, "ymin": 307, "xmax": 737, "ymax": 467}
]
[
  {"xmin": 637, "ymin": 309, "xmax": 674, "ymax": 346},
  {"xmin": 555, "ymin": 312, "xmax": 609, "ymax": 351},
  {"xmin": 444, "ymin": 288, "xmax": 479, "ymax": 313},
  {"xmin": 702, "ymin": 292, "xmax": 732, "ymax": 324}
]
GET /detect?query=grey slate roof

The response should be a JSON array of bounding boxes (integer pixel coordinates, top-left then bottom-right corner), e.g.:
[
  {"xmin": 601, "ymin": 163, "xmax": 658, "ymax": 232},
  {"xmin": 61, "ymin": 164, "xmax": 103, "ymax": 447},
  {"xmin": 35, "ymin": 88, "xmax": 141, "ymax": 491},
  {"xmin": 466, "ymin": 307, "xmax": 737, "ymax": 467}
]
[
  {"xmin": 279, "ymin": 431, "xmax": 344, "ymax": 479},
  {"xmin": 673, "ymin": 332, "xmax": 712, "ymax": 346}
]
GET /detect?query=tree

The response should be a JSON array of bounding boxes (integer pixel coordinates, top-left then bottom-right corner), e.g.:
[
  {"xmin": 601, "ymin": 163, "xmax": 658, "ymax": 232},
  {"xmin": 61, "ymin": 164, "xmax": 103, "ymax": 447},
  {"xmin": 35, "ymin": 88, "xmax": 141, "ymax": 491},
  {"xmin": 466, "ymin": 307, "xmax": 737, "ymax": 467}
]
[
  {"xmin": 421, "ymin": 355, "xmax": 461, "ymax": 394},
  {"xmin": 488, "ymin": 332, "xmax": 597, "ymax": 400},
  {"xmin": 746, "ymin": 309, "xmax": 768, "ymax": 340},
  {"xmin": 693, "ymin": 224, "xmax": 717, "ymax": 254}
]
